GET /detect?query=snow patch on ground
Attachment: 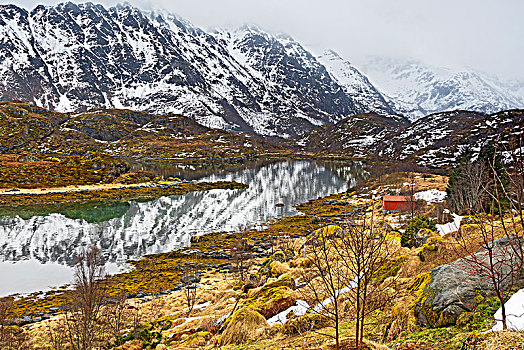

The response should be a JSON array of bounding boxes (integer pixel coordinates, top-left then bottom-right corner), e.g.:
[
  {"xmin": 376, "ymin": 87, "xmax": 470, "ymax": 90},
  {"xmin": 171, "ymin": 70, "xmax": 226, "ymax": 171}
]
[
  {"xmin": 266, "ymin": 300, "xmax": 310, "ymax": 326},
  {"xmin": 267, "ymin": 275, "xmax": 361, "ymax": 327},
  {"xmin": 492, "ymin": 288, "xmax": 524, "ymax": 331},
  {"xmin": 415, "ymin": 189, "xmax": 447, "ymax": 203},
  {"xmin": 312, "ymin": 275, "xmax": 360, "ymax": 314},
  {"xmin": 184, "ymin": 301, "xmax": 211, "ymax": 312},
  {"xmin": 387, "ymin": 214, "xmax": 411, "ymax": 229},
  {"xmin": 436, "ymin": 214, "xmax": 463, "ymax": 236}
]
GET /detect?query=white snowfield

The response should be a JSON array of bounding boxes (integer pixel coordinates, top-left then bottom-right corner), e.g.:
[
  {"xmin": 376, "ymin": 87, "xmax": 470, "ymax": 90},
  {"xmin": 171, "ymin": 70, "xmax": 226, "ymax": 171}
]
[
  {"xmin": 414, "ymin": 189, "xmax": 447, "ymax": 203},
  {"xmin": 358, "ymin": 56, "xmax": 524, "ymax": 121},
  {"xmin": 436, "ymin": 214, "xmax": 464, "ymax": 236},
  {"xmin": 492, "ymin": 288, "xmax": 524, "ymax": 331},
  {"xmin": 184, "ymin": 301, "xmax": 211, "ymax": 312}
]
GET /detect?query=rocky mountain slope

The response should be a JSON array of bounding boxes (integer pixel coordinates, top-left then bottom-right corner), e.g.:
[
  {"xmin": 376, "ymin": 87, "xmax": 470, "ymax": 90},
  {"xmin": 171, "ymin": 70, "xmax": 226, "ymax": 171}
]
[
  {"xmin": 312, "ymin": 50, "xmax": 395, "ymax": 117},
  {"xmin": 299, "ymin": 109, "xmax": 524, "ymax": 168},
  {"xmin": 0, "ymin": 2, "xmax": 396, "ymax": 138},
  {"xmin": 380, "ymin": 109, "xmax": 524, "ymax": 167},
  {"xmin": 359, "ymin": 57, "xmax": 524, "ymax": 120},
  {"xmin": 0, "ymin": 101, "xmax": 285, "ymax": 158},
  {"xmin": 297, "ymin": 112, "xmax": 410, "ymax": 157}
]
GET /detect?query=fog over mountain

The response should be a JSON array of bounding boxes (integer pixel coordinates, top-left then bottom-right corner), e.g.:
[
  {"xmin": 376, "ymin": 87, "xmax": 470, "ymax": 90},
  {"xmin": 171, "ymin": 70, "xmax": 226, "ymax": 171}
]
[
  {"xmin": 1, "ymin": 1, "xmax": 523, "ymax": 137},
  {"xmin": 10, "ymin": 0, "xmax": 524, "ymax": 81}
]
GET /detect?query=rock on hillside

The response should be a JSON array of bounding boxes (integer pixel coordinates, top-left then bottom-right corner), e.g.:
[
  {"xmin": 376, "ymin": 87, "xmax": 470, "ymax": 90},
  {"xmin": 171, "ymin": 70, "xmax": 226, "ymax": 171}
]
[
  {"xmin": 0, "ymin": 101, "xmax": 67, "ymax": 152},
  {"xmin": 412, "ymin": 235, "xmax": 524, "ymax": 328}
]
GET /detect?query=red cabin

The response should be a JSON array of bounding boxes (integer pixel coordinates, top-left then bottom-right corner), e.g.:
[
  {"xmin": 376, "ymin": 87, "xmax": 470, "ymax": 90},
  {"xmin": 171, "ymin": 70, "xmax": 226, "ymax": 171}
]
[{"xmin": 382, "ymin": 196, "xmax": 415, "ymax": 213}]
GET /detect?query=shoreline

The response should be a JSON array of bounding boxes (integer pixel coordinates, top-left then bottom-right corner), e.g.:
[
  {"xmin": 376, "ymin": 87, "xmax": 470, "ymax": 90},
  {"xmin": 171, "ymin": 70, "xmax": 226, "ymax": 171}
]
[
  {"xmin": 5, "ymin": 185, "xmax": 357, "ymax": 318},
  {"xmin": 0, "ymin": 181, "xmax": 171, "ymax": 195},
  {"xmin": 0, "ymin": 180, "xmax": 248, "ymax": 207}
]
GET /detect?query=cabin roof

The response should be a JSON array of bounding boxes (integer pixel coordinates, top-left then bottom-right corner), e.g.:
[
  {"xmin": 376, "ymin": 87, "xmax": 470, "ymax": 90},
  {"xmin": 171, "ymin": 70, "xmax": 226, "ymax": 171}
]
[{"xmin": 382, "ymin": 195, "xmax": 412, "ymax": 202}]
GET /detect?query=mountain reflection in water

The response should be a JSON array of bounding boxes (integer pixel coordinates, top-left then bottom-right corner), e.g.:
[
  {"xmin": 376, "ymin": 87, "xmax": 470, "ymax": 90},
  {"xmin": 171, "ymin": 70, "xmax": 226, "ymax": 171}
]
[{"xmin": 0, "ymin": 160, "xmax": 362, "ymax": 296}]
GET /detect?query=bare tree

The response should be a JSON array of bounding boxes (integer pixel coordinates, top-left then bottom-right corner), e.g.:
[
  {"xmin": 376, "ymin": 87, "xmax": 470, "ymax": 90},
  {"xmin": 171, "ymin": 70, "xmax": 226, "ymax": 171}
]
[
  {"xmin": 495, "ymin": 136, "xmax": 524, "ymax": 238},
  {"xmin": 0, "ymin": 299, "xmax": 29, "ymax": 350},
  {"xmin": 336, "ymin": 215, "xmax": 398, "ymax": 349},
  {"xmin": 300, "ymin": 226, "xmax": 346, "ymax": 348},
  {"xmin": 64, "ymin": 246, "xmax": 107, "ymax": 350},
  {"xmin": 300, "ymin": 213, "xmax": 398, "ymax": 349},
  {"xmin": 101, "ymin": 295, "xmax": 132, "ymax": 347},
  {"xmin": 403, "ymin": 170, "xmax": 418, "ymax": 220},
  {"xmin": 183, "ymin": 260, "xmax": 200, "ymax": 317},
  {"xmin": 45, "ymin": 317, "xmax": 68, "ymax": 350},
  {"xmin": 0, "ymin": 298, "xmax": 12, "ymax": 344},
  {"xmin": 447, "ymin": 160, "xmax": 488, "ymax": 213},
  {"xmin": 231, "ymin": 226, "xmax": 252, "ymax": 282},
  {"xmin": 147, "ymin": 259, "xmax": 161, "ymax": 319},
  {"xmin": 452, "ymin": 139, "xmax": 524, "ymax": 330}
]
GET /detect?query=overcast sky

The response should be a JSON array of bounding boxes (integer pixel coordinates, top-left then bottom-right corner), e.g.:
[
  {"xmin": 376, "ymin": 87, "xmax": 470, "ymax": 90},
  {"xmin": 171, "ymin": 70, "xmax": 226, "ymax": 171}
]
[{"xmin": 7, "ymin": 0, "xmax": 524, "ymax": 80}]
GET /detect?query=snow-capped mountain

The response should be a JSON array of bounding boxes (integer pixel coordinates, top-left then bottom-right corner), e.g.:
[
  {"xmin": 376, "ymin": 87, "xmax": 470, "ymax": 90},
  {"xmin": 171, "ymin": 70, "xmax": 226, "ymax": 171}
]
[
  {"xmin": 2, "ymin": 2, "xmax": 523, "ymax": 136},
  {"xmin": 313, "ymin": 50, "xmax": 395, "ymax": 116},
  {"xmin": 0, "ymin": 2, "xmax": 396, "ymax": 138},
  {"xmin": 359, "ymin": 57, "xmax": 524, "ymax": 120}
]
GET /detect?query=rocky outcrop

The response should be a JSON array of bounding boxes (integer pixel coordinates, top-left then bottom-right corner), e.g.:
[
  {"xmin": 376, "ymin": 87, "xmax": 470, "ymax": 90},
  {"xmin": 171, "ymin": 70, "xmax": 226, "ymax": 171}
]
[{"xmin": 412, "ymin": 235, "xmax": 524, "ymax": 328}]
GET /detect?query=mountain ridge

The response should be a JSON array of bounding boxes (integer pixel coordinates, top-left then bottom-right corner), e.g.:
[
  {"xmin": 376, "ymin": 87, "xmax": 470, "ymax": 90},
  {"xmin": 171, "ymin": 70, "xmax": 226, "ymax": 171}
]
[
  {"xmin": 358, "ymin": 56, "xmax": 524, "ymax": 120},
  {"xmin": 0, "ymin": 2, "xmax": 396, "ymax": 138},
  {"xmin": 1, "ymin": 2, "xmax": 523, "ymax": 138}
]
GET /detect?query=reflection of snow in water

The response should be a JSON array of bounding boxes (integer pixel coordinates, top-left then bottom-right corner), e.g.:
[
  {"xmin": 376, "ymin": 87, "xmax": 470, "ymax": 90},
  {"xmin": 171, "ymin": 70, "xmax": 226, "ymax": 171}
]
[
  {"xmin": 0, "ymin": 161, "xmax": 354, "ymax": 296},
  {"xmin": 0, "ymin": 260, "xmax": 126, "ymax": 297}
]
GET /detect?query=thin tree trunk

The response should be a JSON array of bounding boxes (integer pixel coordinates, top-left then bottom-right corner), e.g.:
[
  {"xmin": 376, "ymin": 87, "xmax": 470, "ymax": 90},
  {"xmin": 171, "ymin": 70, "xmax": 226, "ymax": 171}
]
[{"xmin": 501, "ymin": 295, "xmax": 508, "ymax": 330}]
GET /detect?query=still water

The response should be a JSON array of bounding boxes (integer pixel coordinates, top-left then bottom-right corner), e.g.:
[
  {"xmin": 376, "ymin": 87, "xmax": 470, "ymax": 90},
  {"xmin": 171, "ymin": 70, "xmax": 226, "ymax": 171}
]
[{"xmin": 0, "ymin": 160, "xmax": 363, "ymax": 296}]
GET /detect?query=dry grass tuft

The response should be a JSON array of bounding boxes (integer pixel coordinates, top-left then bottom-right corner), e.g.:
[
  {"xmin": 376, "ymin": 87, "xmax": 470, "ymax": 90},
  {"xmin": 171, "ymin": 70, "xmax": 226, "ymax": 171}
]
[
  {"xmin": 220, "ymin": 306, "xmax": 268, "ymax": 345},
  {"xmin": 270, "ymin": 261, "xmax": 290, "ymax": 277},
  {"xmin": 476, "ymin": 330, "xmax": 524, "ymax": 349}
]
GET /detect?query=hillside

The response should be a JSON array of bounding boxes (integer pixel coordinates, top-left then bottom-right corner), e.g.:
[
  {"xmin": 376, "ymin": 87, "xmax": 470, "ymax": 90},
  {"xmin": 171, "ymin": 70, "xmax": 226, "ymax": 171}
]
[
  {"xmin": 299, "ymin": 109, "xmax": 524, "ymax": 168},
  {"xmin": 297, "ymin": 113, "xmax": 410, "ymax": 157},
  {"xmin": 0, "ymin": 101, "xmax": 286, "ymax": 159}
]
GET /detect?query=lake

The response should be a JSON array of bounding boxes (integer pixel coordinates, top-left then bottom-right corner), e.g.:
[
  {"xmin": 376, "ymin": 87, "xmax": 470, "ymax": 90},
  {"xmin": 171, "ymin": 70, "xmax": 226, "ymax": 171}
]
[{"xmin": 0, "ymin": 160, "xmax": 364, "ymax": 296}]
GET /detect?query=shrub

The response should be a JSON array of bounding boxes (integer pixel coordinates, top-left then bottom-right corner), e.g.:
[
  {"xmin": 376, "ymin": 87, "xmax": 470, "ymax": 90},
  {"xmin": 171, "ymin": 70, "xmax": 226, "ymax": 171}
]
[{"xmin": 401, "ymin": 216, "xmax": 436, "ymax": 248}]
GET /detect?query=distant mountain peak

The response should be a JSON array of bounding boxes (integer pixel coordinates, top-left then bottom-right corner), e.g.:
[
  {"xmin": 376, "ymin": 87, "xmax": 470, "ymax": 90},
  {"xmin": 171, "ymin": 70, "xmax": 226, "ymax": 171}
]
[{"xmin": 358, "ymin": 56, "xmax": 524, "ymax": 120}]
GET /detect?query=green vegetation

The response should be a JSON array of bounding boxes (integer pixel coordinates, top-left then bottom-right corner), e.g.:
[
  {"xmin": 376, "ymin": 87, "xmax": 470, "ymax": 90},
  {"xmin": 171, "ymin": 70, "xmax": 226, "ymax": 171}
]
[
  {"xmin": 401, "ymin": 215, "xmax": 436, "ymax": 248},
  {"xmin": 0, "ymin": 180, "xmax": 247, "ymax": 207}
]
